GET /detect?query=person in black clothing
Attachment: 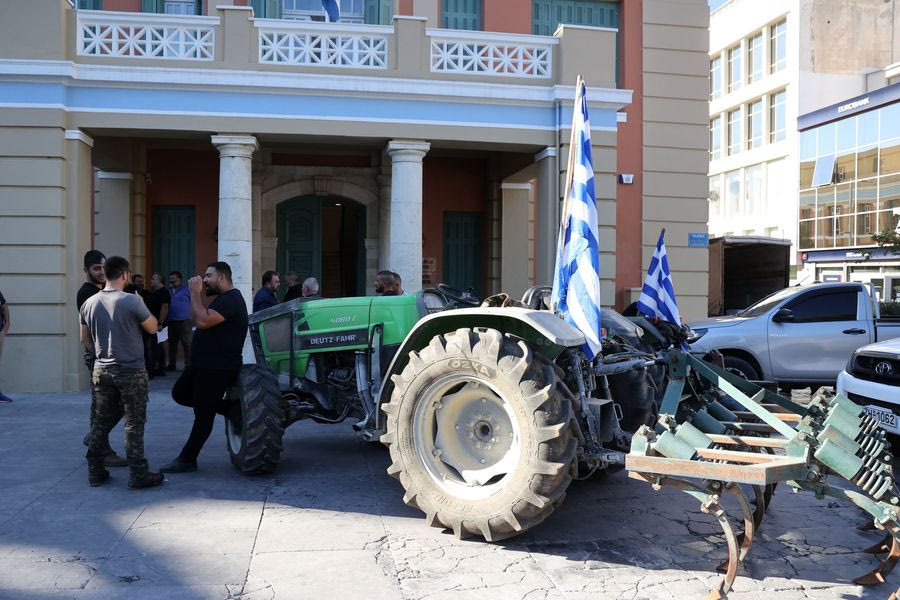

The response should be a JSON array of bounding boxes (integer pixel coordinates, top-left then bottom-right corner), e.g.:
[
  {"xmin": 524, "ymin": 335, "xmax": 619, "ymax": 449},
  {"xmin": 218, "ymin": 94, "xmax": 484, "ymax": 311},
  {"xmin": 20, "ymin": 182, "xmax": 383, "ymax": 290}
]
[
  {"xmin": 161, "ymin": 261, "xmax": 248, "ymax": 473},
  {"xmin": 146, "ymin": 273, "xmax": 171, "ymax": 377},
  {"xmin": 282, "ymin": 271, "xmax": 302, "ymax": 302},
  {"xmin": 77, "ymin": 251, "xmax": 128, "ymax": 467}
]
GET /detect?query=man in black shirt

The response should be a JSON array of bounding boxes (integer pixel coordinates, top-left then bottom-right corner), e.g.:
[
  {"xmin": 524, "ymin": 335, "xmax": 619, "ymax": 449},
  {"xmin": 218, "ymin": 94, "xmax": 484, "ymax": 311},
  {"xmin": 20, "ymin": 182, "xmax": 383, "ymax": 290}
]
[
  {"xmin": 161, "ymin": 261, "xmax": 248, "ymax": 473},
  {"xmin": 146, "ymin": 273, "xmax": 171, "ymax": 377},
  {"xmin": 77, "ymin": 250, "xmax": 127, "ymax": 467},
  {"xmin": 282, "ymin": 271, "xmax": 302, "ymax": 302}
]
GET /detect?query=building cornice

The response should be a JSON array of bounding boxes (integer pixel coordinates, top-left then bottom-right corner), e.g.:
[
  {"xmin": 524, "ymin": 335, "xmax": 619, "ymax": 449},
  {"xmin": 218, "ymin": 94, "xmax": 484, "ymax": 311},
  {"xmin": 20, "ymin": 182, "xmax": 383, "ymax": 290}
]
[{"xmin": 0, "ymin": 59, "xmax": 632, "ymax": 111}]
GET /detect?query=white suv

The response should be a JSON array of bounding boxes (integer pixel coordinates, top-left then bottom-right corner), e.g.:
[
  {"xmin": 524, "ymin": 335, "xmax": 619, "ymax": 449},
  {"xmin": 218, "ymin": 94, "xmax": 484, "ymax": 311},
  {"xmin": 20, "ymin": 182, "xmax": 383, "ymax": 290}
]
[{"xmin": 837, "ymin": 338, "xmax": 900, "ymax": 434}]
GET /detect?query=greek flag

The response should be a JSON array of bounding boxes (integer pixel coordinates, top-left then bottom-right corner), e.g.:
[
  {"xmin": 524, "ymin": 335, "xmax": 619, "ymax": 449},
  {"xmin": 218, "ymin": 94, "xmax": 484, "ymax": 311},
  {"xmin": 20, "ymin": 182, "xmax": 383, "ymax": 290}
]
[
  {"xmin": 322, "ymin": 0, "xmax": 340, "ymax": 21},
  {"xmin": 637, "ymin": 229, "xmax": 684, "ymax": 331},
  {"xmin": 551, "ymin": 79, "xmax": 603, "ymax": 360}
]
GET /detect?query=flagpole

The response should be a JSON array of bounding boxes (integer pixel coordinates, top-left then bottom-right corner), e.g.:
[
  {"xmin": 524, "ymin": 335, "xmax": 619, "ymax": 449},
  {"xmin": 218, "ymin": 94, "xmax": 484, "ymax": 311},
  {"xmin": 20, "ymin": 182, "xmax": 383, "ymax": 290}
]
[
  {"xmin": 558, "ymin": 74, "xmax": 583, "ymax": 240},
  {"xmin": 551, "ymin": 75, "xmax": 583, "ymax": 313}
]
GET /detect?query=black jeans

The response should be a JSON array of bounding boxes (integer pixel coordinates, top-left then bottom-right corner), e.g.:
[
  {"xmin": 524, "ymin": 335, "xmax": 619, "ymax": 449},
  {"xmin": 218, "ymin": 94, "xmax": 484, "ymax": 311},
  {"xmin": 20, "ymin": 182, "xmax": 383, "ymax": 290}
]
[{"xmin": 171, "ymin": 365, "xmax": 239, "ymax": 462}]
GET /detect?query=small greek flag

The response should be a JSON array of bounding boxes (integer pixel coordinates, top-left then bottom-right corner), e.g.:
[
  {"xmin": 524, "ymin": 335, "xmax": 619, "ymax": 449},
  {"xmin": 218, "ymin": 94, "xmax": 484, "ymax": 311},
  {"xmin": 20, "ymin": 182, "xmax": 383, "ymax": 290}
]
[
  {"xmin": 637, "ymin": 229, "xmax": 684, "ymax": 333},
  {"xmin": 322, "ymin": 0, "xmax": 340, "ymax": 21},
  {"xmin": 551, "ymin": 78, "xmax": 603, "ymax": 360}
]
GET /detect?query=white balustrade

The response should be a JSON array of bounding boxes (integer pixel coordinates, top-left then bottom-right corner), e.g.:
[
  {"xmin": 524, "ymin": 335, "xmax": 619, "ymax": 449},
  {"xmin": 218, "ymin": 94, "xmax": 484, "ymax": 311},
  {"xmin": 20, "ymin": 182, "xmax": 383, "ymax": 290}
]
[
  {"xmin": 77, "ymin": 11, "xmax": 217, "ymax": 61},
  {"xmin": 428, "ymin": 30, "xmax": 555, "ymax": 79},
  {"xmin": 256, "ymin": 20, "xmax": 389, "ymax": 69}
]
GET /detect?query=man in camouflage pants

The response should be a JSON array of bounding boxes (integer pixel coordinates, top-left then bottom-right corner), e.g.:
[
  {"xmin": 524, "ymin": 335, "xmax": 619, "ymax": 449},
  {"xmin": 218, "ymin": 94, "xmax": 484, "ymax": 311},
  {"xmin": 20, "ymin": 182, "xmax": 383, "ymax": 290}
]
[{"xmin": 80, "ymin": 256, "xmax": 164, "ymax": 489}]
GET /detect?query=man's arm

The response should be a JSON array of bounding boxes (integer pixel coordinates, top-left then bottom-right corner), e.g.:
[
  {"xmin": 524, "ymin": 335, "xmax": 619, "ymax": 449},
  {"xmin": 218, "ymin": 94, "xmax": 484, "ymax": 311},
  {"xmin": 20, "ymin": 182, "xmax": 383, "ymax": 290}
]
[
  {"xmin": 80, "ymin": 323, "xmax": 94, "ymax": 354},
  {"xmin": 140, "ymin": 315, "xmax": 158, "ymax": 335},
  {"xmin": 188, "ymin": 276, "xmax": 225, "ymax": 330},
  {"xmin": 0, "ymin": 303, "xmax": 9, "ymax": 334},
  {"xmin": 158, "ymin": 303, "xmax": 169, "ymax": 330}
]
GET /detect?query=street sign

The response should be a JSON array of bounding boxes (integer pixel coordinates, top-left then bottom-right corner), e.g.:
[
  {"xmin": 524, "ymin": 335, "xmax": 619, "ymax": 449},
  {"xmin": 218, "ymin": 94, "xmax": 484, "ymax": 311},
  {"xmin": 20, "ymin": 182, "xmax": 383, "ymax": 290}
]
[{"xmin": 688, "ymin": 233, "xmax": 709, "ymax": 248}]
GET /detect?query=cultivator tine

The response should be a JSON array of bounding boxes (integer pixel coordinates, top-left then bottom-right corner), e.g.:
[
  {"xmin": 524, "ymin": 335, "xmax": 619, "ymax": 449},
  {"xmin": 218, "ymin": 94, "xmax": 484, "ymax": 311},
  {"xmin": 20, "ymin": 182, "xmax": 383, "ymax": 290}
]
[
  {"xmin": 716, "ymin": 483, "xmax": 755, "ymax": 574},
  {"xmin": 749, "ymin": 484, "xmax": 766, "ymax": 532},
  {"xmin": 863, "ymin": 532, "xmax": 893, "ymax": 555},
  {"xmin": 704, "ymin": 498, "xmax": 740, "ymax": 600},
  {"xmin": 626, "ymin": 349, "xmax": 900, "ymax": 596},
  {"xmin": 854, "ymin": 535, "xmax": 900, "ymax": 585}
]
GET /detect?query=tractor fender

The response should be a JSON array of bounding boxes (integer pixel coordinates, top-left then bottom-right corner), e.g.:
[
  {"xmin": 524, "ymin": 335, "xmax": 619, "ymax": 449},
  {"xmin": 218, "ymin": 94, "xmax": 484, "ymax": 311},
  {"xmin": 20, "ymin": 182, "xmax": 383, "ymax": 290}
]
[{"xmin": 374, "ymin": 307, "xmax": 585, "ymax": 411}]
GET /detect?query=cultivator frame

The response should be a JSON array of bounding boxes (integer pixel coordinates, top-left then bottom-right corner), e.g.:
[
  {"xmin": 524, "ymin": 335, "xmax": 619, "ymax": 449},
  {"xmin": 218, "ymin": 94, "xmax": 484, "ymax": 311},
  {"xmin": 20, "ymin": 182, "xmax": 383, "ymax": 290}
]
[{"xmin": 626, "ymin": 350, "xmax": 900, "ymax": 599}]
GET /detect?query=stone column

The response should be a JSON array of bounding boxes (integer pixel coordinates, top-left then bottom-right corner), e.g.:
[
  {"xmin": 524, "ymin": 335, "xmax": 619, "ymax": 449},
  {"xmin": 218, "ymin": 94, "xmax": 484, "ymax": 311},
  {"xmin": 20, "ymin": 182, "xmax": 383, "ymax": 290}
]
[
  {"xmin": 211, "ymin": 134, "xmax": 258, "ymax": 360},
  {"xmin": 377, "ymin": 154, "xmax": 392, "ymax": 270},
  {"xmin": 64, "ymin": 130, "xmax": 95, "ymax": 391},
  {"xmin": 534, "ymin": 146, "xmax": 558, "ymax": 286},
  {"xmin": 386, "ymin": 140, "xmax": 429, "ymax": 293}
]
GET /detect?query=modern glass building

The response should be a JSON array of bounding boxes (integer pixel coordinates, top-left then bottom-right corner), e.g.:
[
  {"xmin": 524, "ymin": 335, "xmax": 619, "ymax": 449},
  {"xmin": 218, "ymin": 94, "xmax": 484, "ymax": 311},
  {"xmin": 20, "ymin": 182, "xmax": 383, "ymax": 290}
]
[{"xmin": 797, "ymin": 82, "xmax": 900, "ymax": 302}]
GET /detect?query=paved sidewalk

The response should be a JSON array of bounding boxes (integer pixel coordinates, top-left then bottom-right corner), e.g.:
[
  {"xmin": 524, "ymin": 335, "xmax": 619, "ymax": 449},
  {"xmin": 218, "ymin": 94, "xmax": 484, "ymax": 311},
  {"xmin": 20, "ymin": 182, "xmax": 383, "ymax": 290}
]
[{"xmin": 0, "ymin": 381, "xmax": 893, "ymax": 599}]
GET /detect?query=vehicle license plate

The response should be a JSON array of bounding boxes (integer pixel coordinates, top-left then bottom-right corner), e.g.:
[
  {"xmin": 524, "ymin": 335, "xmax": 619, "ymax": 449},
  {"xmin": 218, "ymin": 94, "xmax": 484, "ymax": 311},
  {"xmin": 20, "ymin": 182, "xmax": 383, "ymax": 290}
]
[{"xmin": 864, "ymin": 405, "xmax": 899, "ymax": 433}]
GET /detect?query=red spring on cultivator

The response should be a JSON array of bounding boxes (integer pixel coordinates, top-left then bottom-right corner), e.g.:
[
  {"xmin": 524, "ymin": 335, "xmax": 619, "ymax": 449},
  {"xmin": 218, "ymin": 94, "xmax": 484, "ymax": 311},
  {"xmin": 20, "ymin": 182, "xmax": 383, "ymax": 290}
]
[{"xmin": 626, "ymin": 349, "xmax": 900, "ymax": 599}]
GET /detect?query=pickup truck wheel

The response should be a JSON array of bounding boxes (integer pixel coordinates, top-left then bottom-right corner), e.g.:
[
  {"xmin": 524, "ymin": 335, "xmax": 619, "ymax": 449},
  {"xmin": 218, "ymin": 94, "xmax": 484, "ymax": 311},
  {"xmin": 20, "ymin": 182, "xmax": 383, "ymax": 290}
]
[
  {"xmin": 723, "ymin": 356, "xmax": 760, "ymax": 381},
  {"xmin": 225, "ymin": 364, "xmax": 285, "ymax": 475},
  {"xmin": 382, "ymin": 328, "xmax": 577, "ymax": 542}
]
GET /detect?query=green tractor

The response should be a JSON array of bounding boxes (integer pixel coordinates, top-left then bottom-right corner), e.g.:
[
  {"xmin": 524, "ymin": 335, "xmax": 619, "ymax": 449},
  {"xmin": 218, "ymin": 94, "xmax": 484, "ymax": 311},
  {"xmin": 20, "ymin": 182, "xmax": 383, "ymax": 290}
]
[{"xmin": 227, "ymin": 285, "xmax": 666, "ymax": 541}]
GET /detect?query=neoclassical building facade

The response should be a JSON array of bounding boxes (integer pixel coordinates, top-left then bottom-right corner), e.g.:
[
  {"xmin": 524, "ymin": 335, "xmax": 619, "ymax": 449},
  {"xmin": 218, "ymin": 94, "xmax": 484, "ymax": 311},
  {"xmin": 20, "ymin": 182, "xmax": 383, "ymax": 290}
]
[{"xmin": 0, "ymin": 0, "xmax": 710, "ymax": 392}]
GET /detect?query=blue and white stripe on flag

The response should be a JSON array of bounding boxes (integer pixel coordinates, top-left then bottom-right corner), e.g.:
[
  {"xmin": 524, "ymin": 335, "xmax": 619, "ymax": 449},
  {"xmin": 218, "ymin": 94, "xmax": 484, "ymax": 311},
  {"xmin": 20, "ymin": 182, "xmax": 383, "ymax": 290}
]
[
  {"xmin": 637, "ymin": 229, "xmax": 685, "ymax": 341},
  {"xmin": 322, "ymin": 0, "xmax": 340, "ymax": 21},
  {"xmin": 551, "ymin": 79, "xmax": 603, "ymax": 360}
]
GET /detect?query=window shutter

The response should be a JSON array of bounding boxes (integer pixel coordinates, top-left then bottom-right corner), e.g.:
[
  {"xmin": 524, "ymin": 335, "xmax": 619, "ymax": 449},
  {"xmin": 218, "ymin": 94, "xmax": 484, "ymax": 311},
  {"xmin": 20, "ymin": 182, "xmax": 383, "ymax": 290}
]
[
  {"xmin": 141, "ymin": 0, "xmax": 164, "ymax": 12},
  {"xmin": 195, "ymin": 0, "xmax": 202, "ymax": 15},
  {"xmin": 365, "ymin": 0, "xmax": 391, "ymax": 24},
  {"xmin": 252, "ymin": 0, "xmax": 282, "ymax": 18},
  {"xmin": 441, "ymin": 0, "xmax": 482, "ymax": 31},
  {"xmin": 78, "ymin": 0, "xmax": 103, "ymax": 8}
]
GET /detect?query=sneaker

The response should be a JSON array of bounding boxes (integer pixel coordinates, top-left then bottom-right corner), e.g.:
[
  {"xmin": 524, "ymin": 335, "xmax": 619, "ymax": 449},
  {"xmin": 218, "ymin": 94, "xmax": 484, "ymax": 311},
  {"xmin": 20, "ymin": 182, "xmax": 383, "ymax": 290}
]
[
  {"xmin": 128, "ymin": 471, "xmax": 165, "ymax": 489},
  {"xmin": 0, "ymin": 392, "xmax": 12, "ymax": 403},
  {"xmin": 89, "ymin": 468, "xmax": 111, "ymax": 487},
  {"xmin": 103, "ymin": 452, "xmax": 129, "ymax": 468},
  {"xmin": 160, "ymin": 458, "xmax": 198, "ymax": 473}
]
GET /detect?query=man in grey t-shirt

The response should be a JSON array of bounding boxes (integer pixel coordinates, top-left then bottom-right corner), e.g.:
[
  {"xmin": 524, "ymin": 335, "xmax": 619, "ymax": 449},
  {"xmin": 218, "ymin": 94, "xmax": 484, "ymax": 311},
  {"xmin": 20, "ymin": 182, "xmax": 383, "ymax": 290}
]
[{"xmin": 80, "ymin": 256, "xmax": 164, "ymax": 490}]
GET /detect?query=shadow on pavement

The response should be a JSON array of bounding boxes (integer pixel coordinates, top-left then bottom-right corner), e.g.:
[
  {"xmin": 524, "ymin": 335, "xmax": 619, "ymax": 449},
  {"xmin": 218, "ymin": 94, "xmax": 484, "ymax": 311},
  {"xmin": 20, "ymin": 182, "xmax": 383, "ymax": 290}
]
[{"xmin": 0, "ymin": 374, "xmax": 896, "ymax": 599}]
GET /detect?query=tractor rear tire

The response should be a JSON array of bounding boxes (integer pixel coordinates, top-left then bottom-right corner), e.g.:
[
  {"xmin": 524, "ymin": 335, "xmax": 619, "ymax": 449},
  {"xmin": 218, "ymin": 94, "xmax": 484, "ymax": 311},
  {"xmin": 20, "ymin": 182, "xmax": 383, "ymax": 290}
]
[
  {"xmin": 226, "ymin": 364, "xmax": 285, "ymax": 475},
  {"xmin": 382, "ymin": 328, "xmax": 578, "ymax": 542}
]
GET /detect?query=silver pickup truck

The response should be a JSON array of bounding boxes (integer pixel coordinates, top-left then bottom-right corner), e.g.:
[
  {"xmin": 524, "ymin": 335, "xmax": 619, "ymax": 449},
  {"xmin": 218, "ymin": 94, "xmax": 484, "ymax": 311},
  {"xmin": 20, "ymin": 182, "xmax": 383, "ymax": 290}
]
[{"xmin": 688, "ymin": 282, "xmax": 900, "ymax": 388}]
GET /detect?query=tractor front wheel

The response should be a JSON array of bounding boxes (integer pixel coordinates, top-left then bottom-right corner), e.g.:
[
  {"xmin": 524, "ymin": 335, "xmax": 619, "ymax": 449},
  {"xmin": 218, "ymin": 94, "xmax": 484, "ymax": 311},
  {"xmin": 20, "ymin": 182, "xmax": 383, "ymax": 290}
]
[
  {"xmin": 225, "ymin": 364, "xmax": 285, "ymax": 475},
  {"xmin": 382, "ymin": 328, "xmax": 577, "ymax": 541}
]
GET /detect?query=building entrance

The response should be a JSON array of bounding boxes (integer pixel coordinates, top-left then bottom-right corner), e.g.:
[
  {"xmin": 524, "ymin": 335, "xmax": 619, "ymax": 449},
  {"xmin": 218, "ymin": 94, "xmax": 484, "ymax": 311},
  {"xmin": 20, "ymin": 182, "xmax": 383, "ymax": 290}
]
[{"xmin": 276, "ymin": 195, "xmax": 365, "ymax": 298}]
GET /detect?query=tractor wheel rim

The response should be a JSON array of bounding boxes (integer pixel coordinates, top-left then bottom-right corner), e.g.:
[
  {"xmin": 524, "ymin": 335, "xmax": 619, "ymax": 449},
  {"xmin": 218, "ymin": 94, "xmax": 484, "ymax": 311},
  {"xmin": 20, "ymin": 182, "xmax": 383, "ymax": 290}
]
[{"xmin": 413, "ymin": 374, "xmax": 521, "ymax": 501}]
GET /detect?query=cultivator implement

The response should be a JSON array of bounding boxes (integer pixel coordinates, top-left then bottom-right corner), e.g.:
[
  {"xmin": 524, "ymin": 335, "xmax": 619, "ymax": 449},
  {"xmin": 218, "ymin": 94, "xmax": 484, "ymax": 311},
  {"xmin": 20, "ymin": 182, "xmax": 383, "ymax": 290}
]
[{"xmin": 625, "ymin": 350, "xmax": 900, "ymax": 599}]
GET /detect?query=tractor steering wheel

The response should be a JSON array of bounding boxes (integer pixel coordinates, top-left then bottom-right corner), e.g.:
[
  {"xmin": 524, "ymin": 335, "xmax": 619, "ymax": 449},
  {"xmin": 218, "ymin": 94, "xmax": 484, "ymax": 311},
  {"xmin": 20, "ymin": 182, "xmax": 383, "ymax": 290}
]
[{"xmin": 437, "ymin": 283, "xmax": 480, "ymax": 307}]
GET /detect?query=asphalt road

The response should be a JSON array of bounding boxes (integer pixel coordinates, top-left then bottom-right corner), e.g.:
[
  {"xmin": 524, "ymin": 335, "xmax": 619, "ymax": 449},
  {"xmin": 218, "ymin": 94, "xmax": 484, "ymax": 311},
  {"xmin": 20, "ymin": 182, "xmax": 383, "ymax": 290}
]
[{"xmin": 0, "ymin": 380, "xmax": 894, "ymax": 599}]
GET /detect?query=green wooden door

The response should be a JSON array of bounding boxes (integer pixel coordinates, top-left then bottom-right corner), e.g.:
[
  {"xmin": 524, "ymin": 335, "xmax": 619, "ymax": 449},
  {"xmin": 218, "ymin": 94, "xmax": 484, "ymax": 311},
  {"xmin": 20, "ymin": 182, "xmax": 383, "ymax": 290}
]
[
  {"xmin": 443, "ymin": 212, "xmax": 484, "ymax": 297},
  {"xmin": 532, "ymin": 0, "xmax": 619, "ymax": 34},
  {"xmin": 441, "ymin": 0, "xmax": 482, "ymax": 31},
  {"xmin": 277, "ymin": 196, "xmax": 321, "ymax": 287},
  {"xmin": 532, "ymin": 1, "xmax": 620, "ymax": 84},
  {"xmin": 152, "ymin": 206, "xmax": 196, "ymax": 279},
  {"xmin": 365, "ymin": 0, "xmax": 391, "ymax": 24}
]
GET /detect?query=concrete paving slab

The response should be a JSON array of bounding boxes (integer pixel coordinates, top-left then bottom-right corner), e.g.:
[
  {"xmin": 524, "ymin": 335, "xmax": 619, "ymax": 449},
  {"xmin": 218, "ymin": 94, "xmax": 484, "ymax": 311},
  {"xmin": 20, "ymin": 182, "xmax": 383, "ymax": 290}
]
[
  {"xmin": 2, "ymin": 386, "xmax": 899, "ymax": 600},
  {"xmin": 244, "ymin": 549, "xmax": 401, "ymax": 600}
]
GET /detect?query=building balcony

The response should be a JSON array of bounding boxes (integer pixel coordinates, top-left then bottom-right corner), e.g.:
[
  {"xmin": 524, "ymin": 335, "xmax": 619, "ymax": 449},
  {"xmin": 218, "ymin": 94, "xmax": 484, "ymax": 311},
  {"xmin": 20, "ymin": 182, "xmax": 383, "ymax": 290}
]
[{"xmin": 0, "ymin": 0, "xmax": 628, "ymax": 148}]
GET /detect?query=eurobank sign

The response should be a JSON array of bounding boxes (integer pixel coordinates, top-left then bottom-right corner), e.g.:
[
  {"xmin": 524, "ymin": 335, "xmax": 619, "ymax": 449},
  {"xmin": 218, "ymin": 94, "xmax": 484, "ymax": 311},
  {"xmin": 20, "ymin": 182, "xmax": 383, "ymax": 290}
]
[{"xmin": 799, "ymin": 82, "xmax": 900, "ymax": 130}]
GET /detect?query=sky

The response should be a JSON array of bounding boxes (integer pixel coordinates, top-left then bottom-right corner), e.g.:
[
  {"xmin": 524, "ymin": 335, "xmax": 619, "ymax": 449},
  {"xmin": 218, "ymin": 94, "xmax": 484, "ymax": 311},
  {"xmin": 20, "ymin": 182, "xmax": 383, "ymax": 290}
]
[{"xmin": 709, "ymin": 0, "xmax": 728, "ymax": 9}]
